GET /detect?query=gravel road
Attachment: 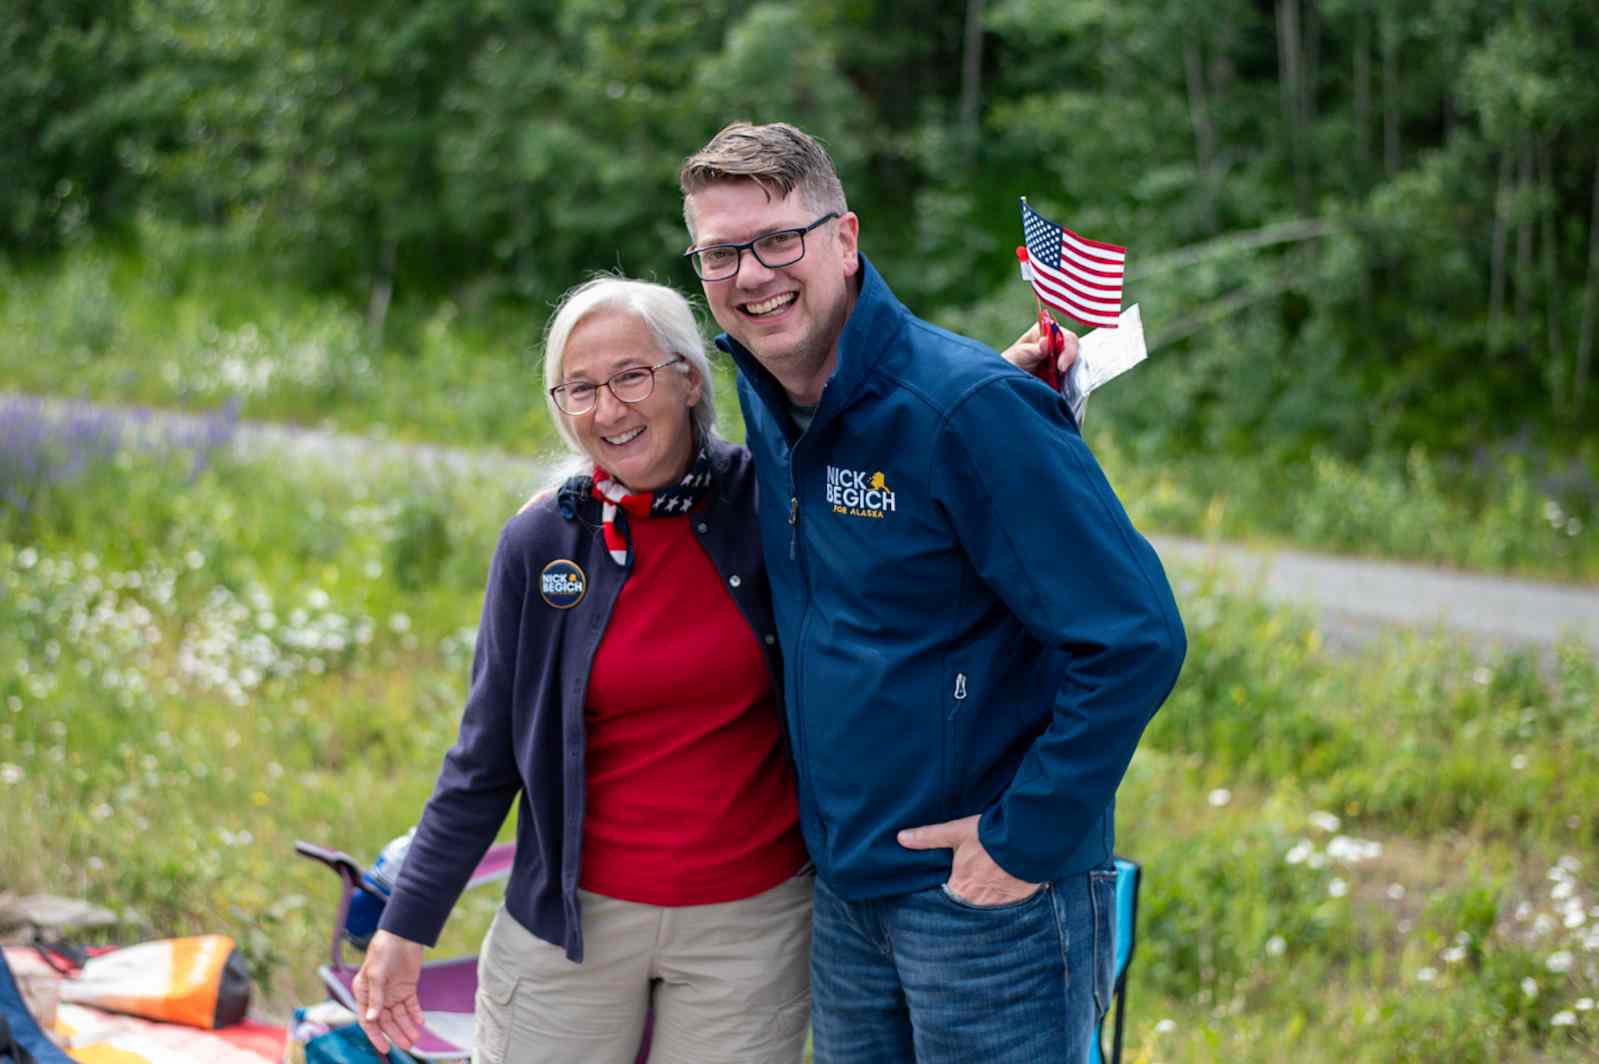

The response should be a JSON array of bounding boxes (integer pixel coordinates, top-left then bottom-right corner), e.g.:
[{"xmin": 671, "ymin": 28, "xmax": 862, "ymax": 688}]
[{"xmin": 7, "ymin": 393, "xmax": 1596, "ymax": 655}]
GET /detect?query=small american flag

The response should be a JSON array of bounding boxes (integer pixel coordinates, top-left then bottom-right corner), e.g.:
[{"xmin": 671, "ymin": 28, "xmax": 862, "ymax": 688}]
[{"xmin": 1019, "ymin": 199, "xmax": 1125, "ymax": 329}]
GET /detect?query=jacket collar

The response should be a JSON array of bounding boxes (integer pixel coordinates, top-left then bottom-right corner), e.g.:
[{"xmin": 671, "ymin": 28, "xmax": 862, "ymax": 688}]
[{"xmin": 715, "ymin": 253, "xmax": 907, "ymax": 441}]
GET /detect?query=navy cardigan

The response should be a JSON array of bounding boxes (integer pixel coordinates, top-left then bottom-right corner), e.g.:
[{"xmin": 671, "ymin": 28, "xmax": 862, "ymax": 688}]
[{"xmin": 379, "ymin": 436, "xmax": 780, "ymax": 962}]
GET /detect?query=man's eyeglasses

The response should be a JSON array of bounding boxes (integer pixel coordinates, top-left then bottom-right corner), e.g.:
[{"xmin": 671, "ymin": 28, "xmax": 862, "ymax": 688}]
[
  {"xmin": 683, "ymin": 212, "xmax": 840, "ymax": 282},
  {"xmin": 550, "ymin": 355, "xmax": 686, "ymax": 416}
]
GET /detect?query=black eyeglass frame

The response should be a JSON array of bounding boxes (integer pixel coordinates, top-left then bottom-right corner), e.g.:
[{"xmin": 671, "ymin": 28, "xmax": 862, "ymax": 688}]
[
  {"xmin": 549, "ymin": 355, "xmax": 687, "ymax": 416},
  {"xmin": 682, "ymin": 212, "xmax": 841, "ymax": 281}
]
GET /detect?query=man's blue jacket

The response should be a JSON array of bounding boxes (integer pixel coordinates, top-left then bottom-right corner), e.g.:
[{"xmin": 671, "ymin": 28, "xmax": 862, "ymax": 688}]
[{"xmin": 719, "ymin": 254, "xmax": 1186, "ymax": 898}]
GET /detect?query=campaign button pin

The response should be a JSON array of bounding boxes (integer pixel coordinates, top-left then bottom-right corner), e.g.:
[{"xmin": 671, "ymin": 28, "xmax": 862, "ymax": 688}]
[{"xmin": 540, "ymin": 559, "xmax": 587, "ymax": 609}]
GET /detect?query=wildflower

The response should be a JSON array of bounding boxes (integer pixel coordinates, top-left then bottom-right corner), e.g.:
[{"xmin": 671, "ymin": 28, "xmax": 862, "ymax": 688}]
[
  {"xmin": 185, "ymin": 549, "xmax": 206, "ymax": 570},
  {"xmin": 364, "ymin": 559, "xmax": 383, "ymax": 579},
  {"xmin": 1558, "ymin": 855, "xmax": 1582, "ymax": 874},
  {"xmin": 1564, "ymin": 906, "xmax": 1586, "ymax": 930},
  {"xmin": 1154, "ymin": 1019, "xmax": 1176, "ymax": 1035},
  {"xmin": 1308, "ymin": 811, "xmax": 1341, "ymax": 833},
  {"xmin": 1208, "ymin": 788, "xmax": 1231, "ymax": 807},
  {"xmin": 1328, "ymin": 878, "xmax": 1348, "ymax": 898},
  {"xmin": 1547, "ymin": 951, "xmax": 1574, "ymax": 974},
  {"xmin": 1265, "ymin": 936, "xmax": 1286, "ymax": 957},
  {"xmin": 389, "ymin": 612, "xmax": 412, "ymax": 634},
  {"xmin": 91, "ymin": 803, "xmax": 112, "ymax": 820},
  {"xmin": 1285, "ymin": 841, "xmax": 1313, "ymax": 865},
  {"xmin": 1510, "ymin": 754, "xmax": 1528, "ymax": 771},
  {"xmin": 1551, "ymin": 1010, "xmax": 1577, "ymax": 1027},
  {"xmin": 1577, "ymin": 998, "xmax": 1595, "ymax": 1011},
  {"xmin": 1472, "ymin": 666, "xmax": 1492, "ymax": 686},
  {"xmin": 1386, "ymin": 883, "xmax": 1406, "ymax": 901},
  {"xmin": 0, "ymin": 763, "xmax": 22, "ymax": 785},
  {"xmin": 1522, "ymin": 977, "xmax": 1538, "ymax": 999},
  {"xmin": 1533, "ymin": 914, "xmax": 1555, "ymax": 937},
  {"xmin": 1327, "ymin": 836, "xmax": 1382, "ymax": 864},
  {"xmin": 1416, "ymin": 967, "xmax": 1437, "ymax": 983},
  {"xmin": 1441, "ymin": 946, "xmax": 1467, "ymax": 964},
  {"xmin": 307, "ymin": 588, "xmax": 331, "ymax": 609}
]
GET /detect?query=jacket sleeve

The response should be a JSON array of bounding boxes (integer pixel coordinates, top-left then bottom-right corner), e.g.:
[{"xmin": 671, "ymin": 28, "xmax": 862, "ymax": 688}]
[
  {"xmin": 379, "ymin": 523, "xmax": 527, "ymax": 945},
  {"xmin": 932, "ymin": 374, "xmax": 1186, "ymax": 883}
]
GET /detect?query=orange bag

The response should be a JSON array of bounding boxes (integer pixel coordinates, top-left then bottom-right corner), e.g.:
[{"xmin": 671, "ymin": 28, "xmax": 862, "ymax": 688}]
[{"xmin": 58, "ymin": 936, "xmax": 251, "ymax": 1030}]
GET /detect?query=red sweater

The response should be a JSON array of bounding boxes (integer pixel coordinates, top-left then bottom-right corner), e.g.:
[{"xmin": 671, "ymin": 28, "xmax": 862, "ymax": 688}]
[{"xmin": 579, "ymin": 508, "xmax": 806, "ymax": 905}]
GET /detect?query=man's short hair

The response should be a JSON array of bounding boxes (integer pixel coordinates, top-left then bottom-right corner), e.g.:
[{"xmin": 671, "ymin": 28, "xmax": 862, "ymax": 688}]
[{"xmin": 679, "ymin": 122, "xmax": 848, "ymax": 237}]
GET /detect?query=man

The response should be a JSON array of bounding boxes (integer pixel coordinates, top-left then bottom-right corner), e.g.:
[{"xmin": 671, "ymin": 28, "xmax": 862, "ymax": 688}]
[{"xmin": 679, "ymin": 122, "xmax": 1185, "ymax": 1063}]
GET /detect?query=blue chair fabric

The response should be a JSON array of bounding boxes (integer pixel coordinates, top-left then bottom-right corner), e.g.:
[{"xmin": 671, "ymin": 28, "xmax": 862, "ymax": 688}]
[{"xmin": 1087, "ymin": 857, "xmax": 1140, "ymax": 1064}]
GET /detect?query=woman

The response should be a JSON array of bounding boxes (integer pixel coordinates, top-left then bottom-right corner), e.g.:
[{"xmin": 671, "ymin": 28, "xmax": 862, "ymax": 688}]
[{"xmin": 352, "ymin": 277, "xmax": 1075, "ymax": 1064}]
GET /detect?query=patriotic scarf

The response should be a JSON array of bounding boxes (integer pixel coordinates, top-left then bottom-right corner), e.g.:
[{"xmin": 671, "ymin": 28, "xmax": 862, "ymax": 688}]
[{"xmin": 591, "ymin": 448, "xmax": 713, "ymax": 567}]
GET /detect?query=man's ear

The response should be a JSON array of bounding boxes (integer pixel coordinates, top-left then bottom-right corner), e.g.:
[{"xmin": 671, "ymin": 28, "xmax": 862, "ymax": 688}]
[{"xmin": 837, "ymin": 211, "xmax": 861, "ymax": 276}]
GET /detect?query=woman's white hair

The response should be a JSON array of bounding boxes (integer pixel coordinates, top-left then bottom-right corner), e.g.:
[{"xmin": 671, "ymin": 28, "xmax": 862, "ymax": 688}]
[{"xmin": 541, "ymin": 276, "xmax": 718, "ymax": 466}]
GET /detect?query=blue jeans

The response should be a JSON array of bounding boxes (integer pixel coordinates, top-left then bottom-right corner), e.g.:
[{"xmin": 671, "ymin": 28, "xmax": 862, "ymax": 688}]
[{"xmin": 810, "ymin": 866, "xmax": 1117, "ymax": 1064}]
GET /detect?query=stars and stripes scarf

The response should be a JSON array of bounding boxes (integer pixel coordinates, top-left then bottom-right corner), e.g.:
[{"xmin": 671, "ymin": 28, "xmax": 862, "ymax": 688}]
[{"xmin": 591, "ymin": 447, "xmax": 713, "ymax": 567}]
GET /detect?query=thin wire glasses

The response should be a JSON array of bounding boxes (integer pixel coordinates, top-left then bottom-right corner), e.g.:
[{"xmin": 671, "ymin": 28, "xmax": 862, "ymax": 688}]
[
  {"xmin": 550, "ymin": 355, "xmax": 686, "ymax": 416},
  {"xmin": 683, "ymin": 212, "xmax": 840, "ymax": 281}
]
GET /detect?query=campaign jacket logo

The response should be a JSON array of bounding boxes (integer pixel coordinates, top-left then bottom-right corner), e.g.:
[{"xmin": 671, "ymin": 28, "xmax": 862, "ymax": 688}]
[{"xmin": 826, "ymin": 465, "xmax": 896, "ymax": 519}]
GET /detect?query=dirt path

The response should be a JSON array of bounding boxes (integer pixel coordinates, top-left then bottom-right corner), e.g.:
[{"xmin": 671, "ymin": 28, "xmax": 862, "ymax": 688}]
[
  {"xmin": 7, "ymin": 393, "xmax": 1596, "ymax": 654},
  {"xmin": 1150, "ymin": 535, "xmax": 1598, "ymax": 655}
]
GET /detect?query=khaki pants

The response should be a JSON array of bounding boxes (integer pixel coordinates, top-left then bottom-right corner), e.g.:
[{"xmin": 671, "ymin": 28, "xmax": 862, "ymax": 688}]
[{"xmin": 474, "ymin": 874, "xmax": 813, "ymax": 1064}]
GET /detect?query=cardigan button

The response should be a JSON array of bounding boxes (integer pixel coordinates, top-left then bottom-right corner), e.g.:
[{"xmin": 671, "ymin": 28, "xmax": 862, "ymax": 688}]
[
  {"xmin": 728, "ymin": 575, "xmax": 742, "ymax": 588},
  {"xmin": 697, "ymin": 522, "xmax": 709, "ymax": 533},
  {"xmin": 765, "ymin": 634, "xmax": 776, "ymax": 645}
]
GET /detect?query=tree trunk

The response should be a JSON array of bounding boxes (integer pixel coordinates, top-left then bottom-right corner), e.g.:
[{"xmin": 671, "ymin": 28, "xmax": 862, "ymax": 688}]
[
  {"xmin": 367, "ymin": 237, "xmax": 398, "ymax": 345},
  {"xmin": 1576, "ymin": 145, "xmax": 1599, "ymax": 409},
  {"xmin": 1515, "ymin": 137, "xmax": 1534, "ymax": 344},
  {"xmin": 1184, "ymin": 40, "xmax": 1219, "ymax": 233},
  {"xmin": 1489, "ymin": 149, "xmax": 1512, "ymax": 351},
  {"xmin": 1380, "ymin": 9, "xmax": 1400, "ymax": 175},
  {"xmin": 958, "ymin": 0, "xmax": 985, "ymax": 160},
  {"xmin": 1538, "ymin": 139, "xmax": 1564, "ymax": 409},
  {"xmin": 1276, "ymin": 0, "xmax": 1309, "ymax": 212},
  {"xmin": 1354, "ymin": 10, "xmax": 1370, "ymax": 169}
]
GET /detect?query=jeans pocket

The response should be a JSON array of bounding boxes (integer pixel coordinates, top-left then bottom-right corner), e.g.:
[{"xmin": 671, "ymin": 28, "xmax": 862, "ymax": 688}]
[
  {"xmin": 1088, "ymin": 868, "xmax": 1118, "ymax": 1020},
  {"xmin": 938, "ymin": 881, "xmax": 1051, "ymax": 913}
]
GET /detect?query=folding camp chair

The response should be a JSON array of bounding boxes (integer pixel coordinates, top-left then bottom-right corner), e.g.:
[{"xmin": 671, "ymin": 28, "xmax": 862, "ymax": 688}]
[
  {"xmin": 296, "ymin": 840, "xmax": 515, "ymax": 1061},
  {"xmin": 298, "ymin": 838, "xmax": 657, "ymax": 1063},
  {"xmin": 1088, "ymin": 856, "xmax": 1141, "ymax": 1064}
]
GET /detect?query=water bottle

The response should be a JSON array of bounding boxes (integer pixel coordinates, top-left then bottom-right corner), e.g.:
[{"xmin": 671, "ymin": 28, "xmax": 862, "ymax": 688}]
[{"xmin": 343, "ymin": 827, "xmax": 415, "ymax": 949}]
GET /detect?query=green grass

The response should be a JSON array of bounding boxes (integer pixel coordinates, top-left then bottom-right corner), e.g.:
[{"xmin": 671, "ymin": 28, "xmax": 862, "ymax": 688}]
[
  {"xmin": 3, "ymin": 427, "xmax": 1596, "ymax": 1061},
  {"xmin": 3, "ymin": 229, "xmax": 1596, "ymax": 583}
]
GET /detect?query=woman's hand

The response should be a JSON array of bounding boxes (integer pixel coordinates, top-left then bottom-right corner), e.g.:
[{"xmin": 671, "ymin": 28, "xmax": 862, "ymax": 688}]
[
  {"xmin": 1001, "ymin": 320, "xmax": 1080, "ymax": 379},
  {"xmin": 352, "ymin": 929, "xmax": 427, "ymax": 1054}
]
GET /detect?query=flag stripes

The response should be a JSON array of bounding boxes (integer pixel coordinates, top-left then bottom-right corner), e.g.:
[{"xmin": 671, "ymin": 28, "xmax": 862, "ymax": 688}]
[{"xmin": 1020, "ymin": 199, "xmax": 1126, "ymax": 329}]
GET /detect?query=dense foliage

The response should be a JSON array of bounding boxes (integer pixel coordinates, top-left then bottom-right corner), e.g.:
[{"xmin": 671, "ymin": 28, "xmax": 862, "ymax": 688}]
[{"xmin": 5, "ymin": 0, "xmax": 1598, "ymax": 462}]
